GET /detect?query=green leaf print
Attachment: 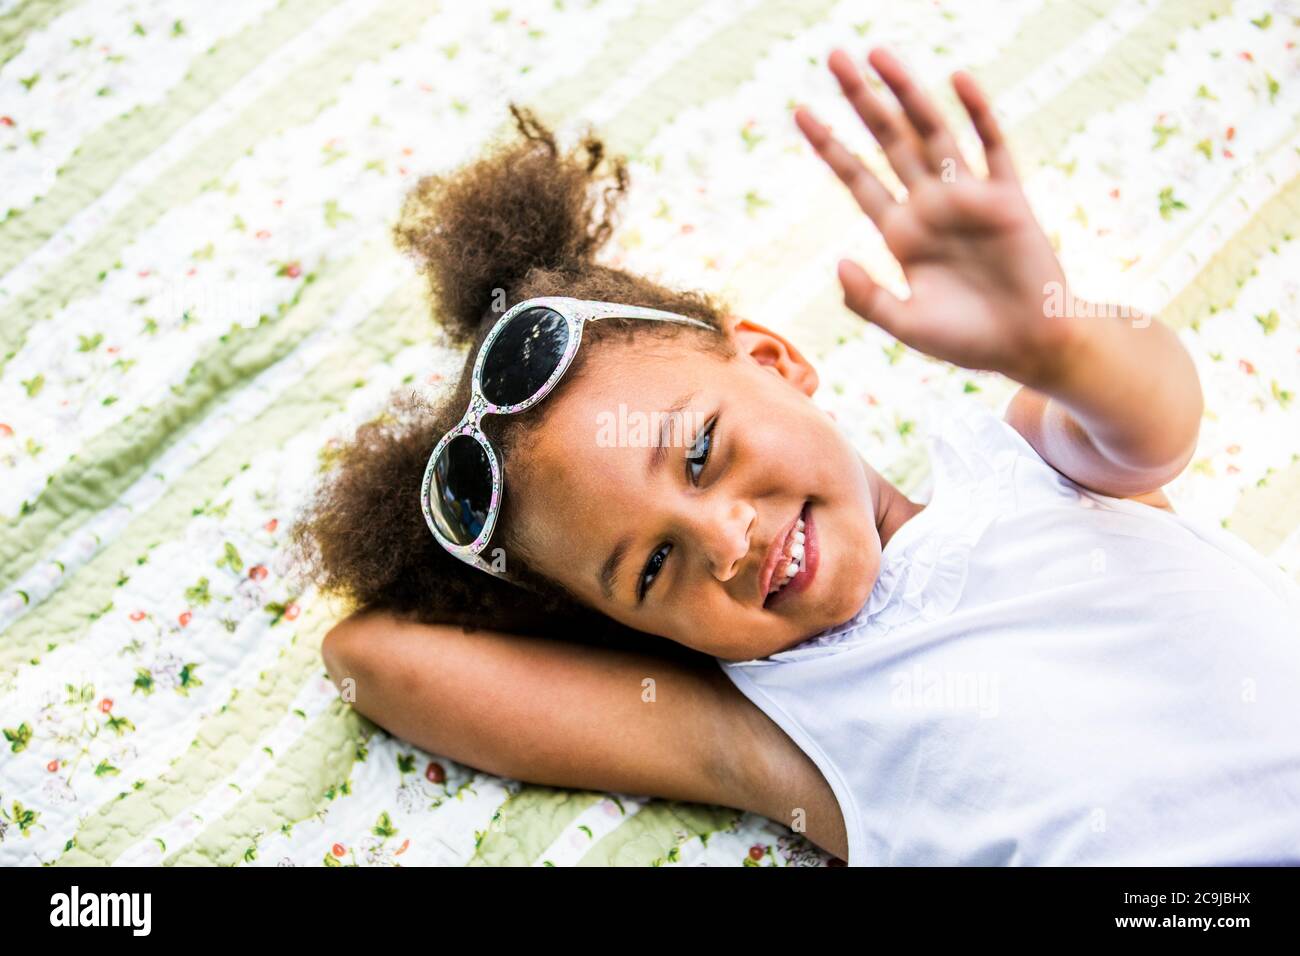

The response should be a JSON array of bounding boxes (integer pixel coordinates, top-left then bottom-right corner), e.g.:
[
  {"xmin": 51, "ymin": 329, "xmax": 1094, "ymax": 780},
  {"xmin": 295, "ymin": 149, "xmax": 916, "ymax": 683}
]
[{"xmin": 1158, "ymin": 187, "xmax": 1188, "ymax": 220}]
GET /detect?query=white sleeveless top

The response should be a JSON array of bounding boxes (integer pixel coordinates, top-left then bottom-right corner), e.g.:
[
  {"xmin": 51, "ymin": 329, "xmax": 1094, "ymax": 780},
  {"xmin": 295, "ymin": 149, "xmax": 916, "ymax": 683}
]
[{"xmin": 716, "ymin": 399, "xmax": 1300, "ymax": 866}]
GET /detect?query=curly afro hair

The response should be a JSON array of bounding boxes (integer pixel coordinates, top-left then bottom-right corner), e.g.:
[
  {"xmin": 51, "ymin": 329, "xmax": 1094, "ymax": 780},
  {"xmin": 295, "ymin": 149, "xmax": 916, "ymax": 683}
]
[{"xmin": 286, "ymin": 104, "xmax": 735, "ymax": 658}]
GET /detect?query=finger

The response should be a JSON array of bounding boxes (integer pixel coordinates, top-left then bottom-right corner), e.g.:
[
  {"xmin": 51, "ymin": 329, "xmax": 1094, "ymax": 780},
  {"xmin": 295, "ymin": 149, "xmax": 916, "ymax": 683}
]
[
  {"xmin": 951, "ymin": 70, "xmax": 1019, "ymax": 183},
  {"xmin": 838, "ymin": 259, "xmax": 909, "ymax": 338},
  {"xmin": 827, "ymin": 48, "xmax": 928, "ymax": 189},
  {"xmin": 794, "ymin": 106, "xmax": 895, "ymax": 224},
  {"xmin": 867, "ymin": 48, "xmax": 971, "ymax": 178}
]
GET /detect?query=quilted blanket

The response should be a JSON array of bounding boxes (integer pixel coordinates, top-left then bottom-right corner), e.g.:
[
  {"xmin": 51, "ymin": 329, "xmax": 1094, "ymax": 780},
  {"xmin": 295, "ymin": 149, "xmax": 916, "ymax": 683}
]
[{"xmin": 1, "ymin": 0, "xmax": 1297, "ymax": 867}]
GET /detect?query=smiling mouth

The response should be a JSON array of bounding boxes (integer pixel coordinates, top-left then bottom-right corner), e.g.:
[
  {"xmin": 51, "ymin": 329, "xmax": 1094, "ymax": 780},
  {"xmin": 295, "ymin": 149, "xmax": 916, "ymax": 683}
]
[{"xmin": 763, "ymin": 500, "xmax": 813, "ymax": 608}]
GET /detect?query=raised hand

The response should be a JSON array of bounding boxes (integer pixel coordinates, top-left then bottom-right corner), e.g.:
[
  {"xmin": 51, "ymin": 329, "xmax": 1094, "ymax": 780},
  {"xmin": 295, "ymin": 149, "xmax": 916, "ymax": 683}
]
[{"xmin": 795, "ymin": 48, "xmax": 1077, "ymax": 389}]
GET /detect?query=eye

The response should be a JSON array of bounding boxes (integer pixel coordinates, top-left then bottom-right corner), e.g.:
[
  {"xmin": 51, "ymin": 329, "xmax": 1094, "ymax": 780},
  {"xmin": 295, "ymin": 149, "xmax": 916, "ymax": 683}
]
[
  {"xmin": 638, "ymin": 414, "xmax": 719, "ymax": 604},
  {"xmin": 637, "ymin": 544, "xmax": 671, "ymax": 603},
  {"xmin": 686, "ymin": 415, "xmax": 717, "ymax": 485}
]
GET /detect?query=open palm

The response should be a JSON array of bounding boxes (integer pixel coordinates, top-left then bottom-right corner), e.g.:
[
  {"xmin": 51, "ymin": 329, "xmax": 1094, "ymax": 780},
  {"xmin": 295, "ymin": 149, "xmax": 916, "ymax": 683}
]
[{"xmin": 796, "ymin": 48, "xmax": 1074, "ymax": 388}]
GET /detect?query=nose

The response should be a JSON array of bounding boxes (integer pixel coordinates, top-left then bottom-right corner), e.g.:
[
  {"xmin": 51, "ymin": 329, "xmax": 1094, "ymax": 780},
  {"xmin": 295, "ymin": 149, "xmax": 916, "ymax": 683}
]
[{"xmin": 690, "ymin": 499, "xmax": 755, "ymax": 582}]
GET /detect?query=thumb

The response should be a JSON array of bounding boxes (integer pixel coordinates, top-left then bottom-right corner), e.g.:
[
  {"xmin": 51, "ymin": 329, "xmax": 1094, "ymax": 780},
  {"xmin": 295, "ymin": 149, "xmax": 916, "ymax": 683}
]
[{"xmin": 838, "ymin": 259, "xmax": 908, "ymax": 338}]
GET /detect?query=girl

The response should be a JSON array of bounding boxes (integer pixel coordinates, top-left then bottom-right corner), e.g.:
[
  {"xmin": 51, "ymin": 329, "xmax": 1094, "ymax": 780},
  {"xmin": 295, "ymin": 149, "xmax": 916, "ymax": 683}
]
[{"xmin": 289, "ymin": 48, "xmax": 1300, "ymax": 865}]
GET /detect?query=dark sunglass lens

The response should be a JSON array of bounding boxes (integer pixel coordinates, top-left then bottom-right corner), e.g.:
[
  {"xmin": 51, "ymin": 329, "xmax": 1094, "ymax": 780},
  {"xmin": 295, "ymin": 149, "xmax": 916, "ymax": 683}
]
[
  {"xmin": 432, "ymin": 434, "xmax": 493, "ymax": 546},
  {"xmin": 481, "ymin": 307, "xmax": 570, "ymax": 407}
]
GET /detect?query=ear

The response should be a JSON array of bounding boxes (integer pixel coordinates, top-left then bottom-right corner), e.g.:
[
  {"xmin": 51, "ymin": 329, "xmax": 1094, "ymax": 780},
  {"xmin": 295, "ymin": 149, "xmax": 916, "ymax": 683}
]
[{"xmin": 726, "ymin": 314, "xmax": 819, "ymax": 396}]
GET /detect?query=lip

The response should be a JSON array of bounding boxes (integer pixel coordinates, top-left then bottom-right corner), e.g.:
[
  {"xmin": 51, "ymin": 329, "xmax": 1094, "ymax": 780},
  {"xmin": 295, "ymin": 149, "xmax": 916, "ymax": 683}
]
[{"xmin": 760, "ymin": 500, "xmax": 815, "ymax": 608}]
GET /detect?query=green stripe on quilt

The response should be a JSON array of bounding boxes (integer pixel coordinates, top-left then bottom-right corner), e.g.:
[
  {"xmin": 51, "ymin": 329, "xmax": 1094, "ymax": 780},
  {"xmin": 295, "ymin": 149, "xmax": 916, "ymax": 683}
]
[
  {"xmin": 467, "ymin": 788, "xmax": 605, "ymax": 866},
  {"xmin": 604, "ymin": 0, "xmax": 842, "ymax": 156},
  {"xmin": 0, "ymin": 0, "xmax": 436, "ymax": 372},
  {"xmin": 1227, "ymin": 458, "xmax": 1300, "ymax": 556},
  {"xmin": 0, "ymin": 0, "xmax": 348, "ymax": 280},
  {"xmin": 0, "ymin": 278, "xmax": 429, "ymax": 682},
  {"xmin": 530, "ymin": 0, "xmax": 713, "ymax": 128},
  {"xmin": 1162, "ymin": 170, "xmax": 1300, "ymax": 331},
  {"xmin": 575, "ymin": 801, "xmax": 741, "ymax": 866},
  {"xmin": 0, "ymin": 240, "xmax": 393, "ymax": 590},
  {"xmin": 56, "ymin": 602, "xmax": 334, "ymax": 865},
  {"xmin": 967, "ymin": 0, "xmax": 1124, "ymax": 95},
  {"xmin": 162, "ymin": 699, "xmax": 367, "ymax": 866},
  {"xmin": 1011, "ymin": 0, "xmax": 1234, "ymax": 173},
  {"xmin": 0, "ymin": 0, "xmax": 80, "ymax": 67}
]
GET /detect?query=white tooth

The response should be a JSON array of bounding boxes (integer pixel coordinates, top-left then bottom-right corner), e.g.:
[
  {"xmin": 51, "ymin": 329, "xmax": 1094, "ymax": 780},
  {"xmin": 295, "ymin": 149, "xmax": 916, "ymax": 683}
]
[
  {"xmin": 791, "ymin": 543, "xmax": 804, "ymax": 561},
  {"xmin": 793, "ymin": 530, "xmax": 805, "ymax": 545},
  {"xmin": 796, "ymin": 518, "xmax": 805, "ymax": 530},
  {"xmin": 785, "ymin": 560, "xmax": 799, "ymax": 578}
]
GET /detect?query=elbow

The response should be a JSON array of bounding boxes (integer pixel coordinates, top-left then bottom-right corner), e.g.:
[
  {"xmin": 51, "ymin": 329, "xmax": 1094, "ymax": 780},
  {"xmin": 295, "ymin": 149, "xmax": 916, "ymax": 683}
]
[{"xmin": 321, "ymin": 615, "xmax": 373, "ymax": 698}]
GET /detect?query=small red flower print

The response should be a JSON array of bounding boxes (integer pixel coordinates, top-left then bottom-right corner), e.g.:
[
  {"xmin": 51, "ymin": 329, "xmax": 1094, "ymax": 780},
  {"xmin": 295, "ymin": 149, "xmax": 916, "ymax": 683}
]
[
  {"xmin": 255, "ymin": 229, "xmax": 271, "ymax": 240},
  {"xmin": 1227, "ymin": 444, "xmax": 1241, "ymax": 455},
  {"xmin": 277, "ymin": 261, "xmax": 301, "ymax": 279},
  {"xmin": 186, "ymin": 267, "xmax": 197, "ymax": 277},
  {"xmin": 1227, "ymin": 464, "xmax": 1241, "ymax": 475},
  {"xmin": 1226, "ymin": 126, "xmax": 1235, "ymax": 141},
  {"xmin": 680, "ymin": 223, "xmax": 695, "ymax": 234},
  {"xmin": 47, "ymin": 759, "xmax": 59, "ymax": 772},
  {"xmin": 0, "ymin": 116, "xmax": 14, "ymax": 127},
  {"xmin": 284, "ymin": 602, "xmax": 300, "ymax": 621},
  {"xmin": 179, "ymin": 610, "xmax": 192, "ymax": 627},
  {"xmin": 130, "ymin": 609, "xmax": 146, "ymax": 621},
  {"xmin": 1239, "ymin": 359, "xmax": 1255, "ymax": 375},
  {"xmin": 401, "ymin": 147, "xmax": 413, "ymax": 156},
  {"xmin": 138, "ymin": 269, "xmax": 150, "ymax": 278},
  {"xmin": 264, "ymin": 518, "xmax": 278, "ymax": 532},
  {"xmin": 273, "ymin": 198, "xmax": 284, "ymax": 207},
  {"xmin": 395, "ymin": 839, "xmax": 410, "ymax": 856},
  {"xmin": 1223, "ymin": 148, "xmax": 1234, "ymax": 159},
  {"xmin": 425, "ymin": 761, "xmax": 445, "ymax": 784},
  {"xmin": 0, "ymin": 424, "xmax": 12, "ymax": 437},
  {"xmin": 249, "ymin": 564, "xmax": 269, "ymax": 581},
  {"xmin": 748, "ymin": 844, "xmax": 765, "ymax": 861},
  {"xmin": 99, "ymin": 698, "xmax": 113, "ymax": 714},
  {"xmin": 107, "ymin": 346, "xmax": 119, "ymax": 354},
  {"xmin": 1109, "ymin": 188, "xmax": 1120, "ymax": 199},
  {"xmin": 332, "ymin": 843, "xmax": 346, "ymax": 858},
  {"xmin": 1239, "ymin": 51, "xmax": 1253, "ymax": 62}
]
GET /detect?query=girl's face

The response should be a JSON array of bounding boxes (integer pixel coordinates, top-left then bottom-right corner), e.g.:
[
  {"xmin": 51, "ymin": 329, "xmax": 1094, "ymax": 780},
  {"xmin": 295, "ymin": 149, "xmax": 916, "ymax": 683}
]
[{"xmin": 510, "ymin": 316, "xmax": 884, "ymax": 662}]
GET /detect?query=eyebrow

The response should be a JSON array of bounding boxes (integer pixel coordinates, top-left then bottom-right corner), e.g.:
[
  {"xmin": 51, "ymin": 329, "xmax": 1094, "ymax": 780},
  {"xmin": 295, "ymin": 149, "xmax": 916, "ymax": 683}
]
[{"xmin": 598, "ymin": 389, "xmax": 700, "ymax": 602}]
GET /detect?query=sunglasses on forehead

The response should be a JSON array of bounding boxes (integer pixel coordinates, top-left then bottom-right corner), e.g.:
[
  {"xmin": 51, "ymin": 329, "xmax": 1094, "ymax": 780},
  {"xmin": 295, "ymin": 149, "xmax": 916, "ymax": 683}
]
[{"xmin": 420, "ymin": 296, "xmax": 715, "ymax": 577}]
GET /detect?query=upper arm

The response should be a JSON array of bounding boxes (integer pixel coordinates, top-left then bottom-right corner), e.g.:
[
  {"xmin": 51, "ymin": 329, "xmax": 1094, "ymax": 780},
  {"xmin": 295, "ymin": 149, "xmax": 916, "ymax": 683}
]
[
  {"xmin": 320, "ymin": 609, "xmax": 756, "ymax": 812},
  {"xmin": 1003, "ymin": 385, "xmax": 1188, "ymax": 510}
]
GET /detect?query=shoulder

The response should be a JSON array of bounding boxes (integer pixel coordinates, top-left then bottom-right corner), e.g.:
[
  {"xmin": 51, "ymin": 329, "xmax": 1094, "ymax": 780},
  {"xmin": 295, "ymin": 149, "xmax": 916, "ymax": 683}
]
[
  {"xmin": 721, "ymin": 662, "xmax": 849, "ymax": 861},
  {"xmin": 1000, "ymin": 387, "xmax": 1178, "ymax": 513}
]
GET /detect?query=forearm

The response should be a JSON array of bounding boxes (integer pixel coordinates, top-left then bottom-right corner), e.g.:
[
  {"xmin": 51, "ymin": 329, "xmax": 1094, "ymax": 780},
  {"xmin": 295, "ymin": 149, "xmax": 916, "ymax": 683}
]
[
  {"xmin": 1014, "ymin": 303, "xmax": 1203, "ymax": 495},
  {"xmin": 321, "ymin": 611, "xmax": 747, "ymax": 810}
]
